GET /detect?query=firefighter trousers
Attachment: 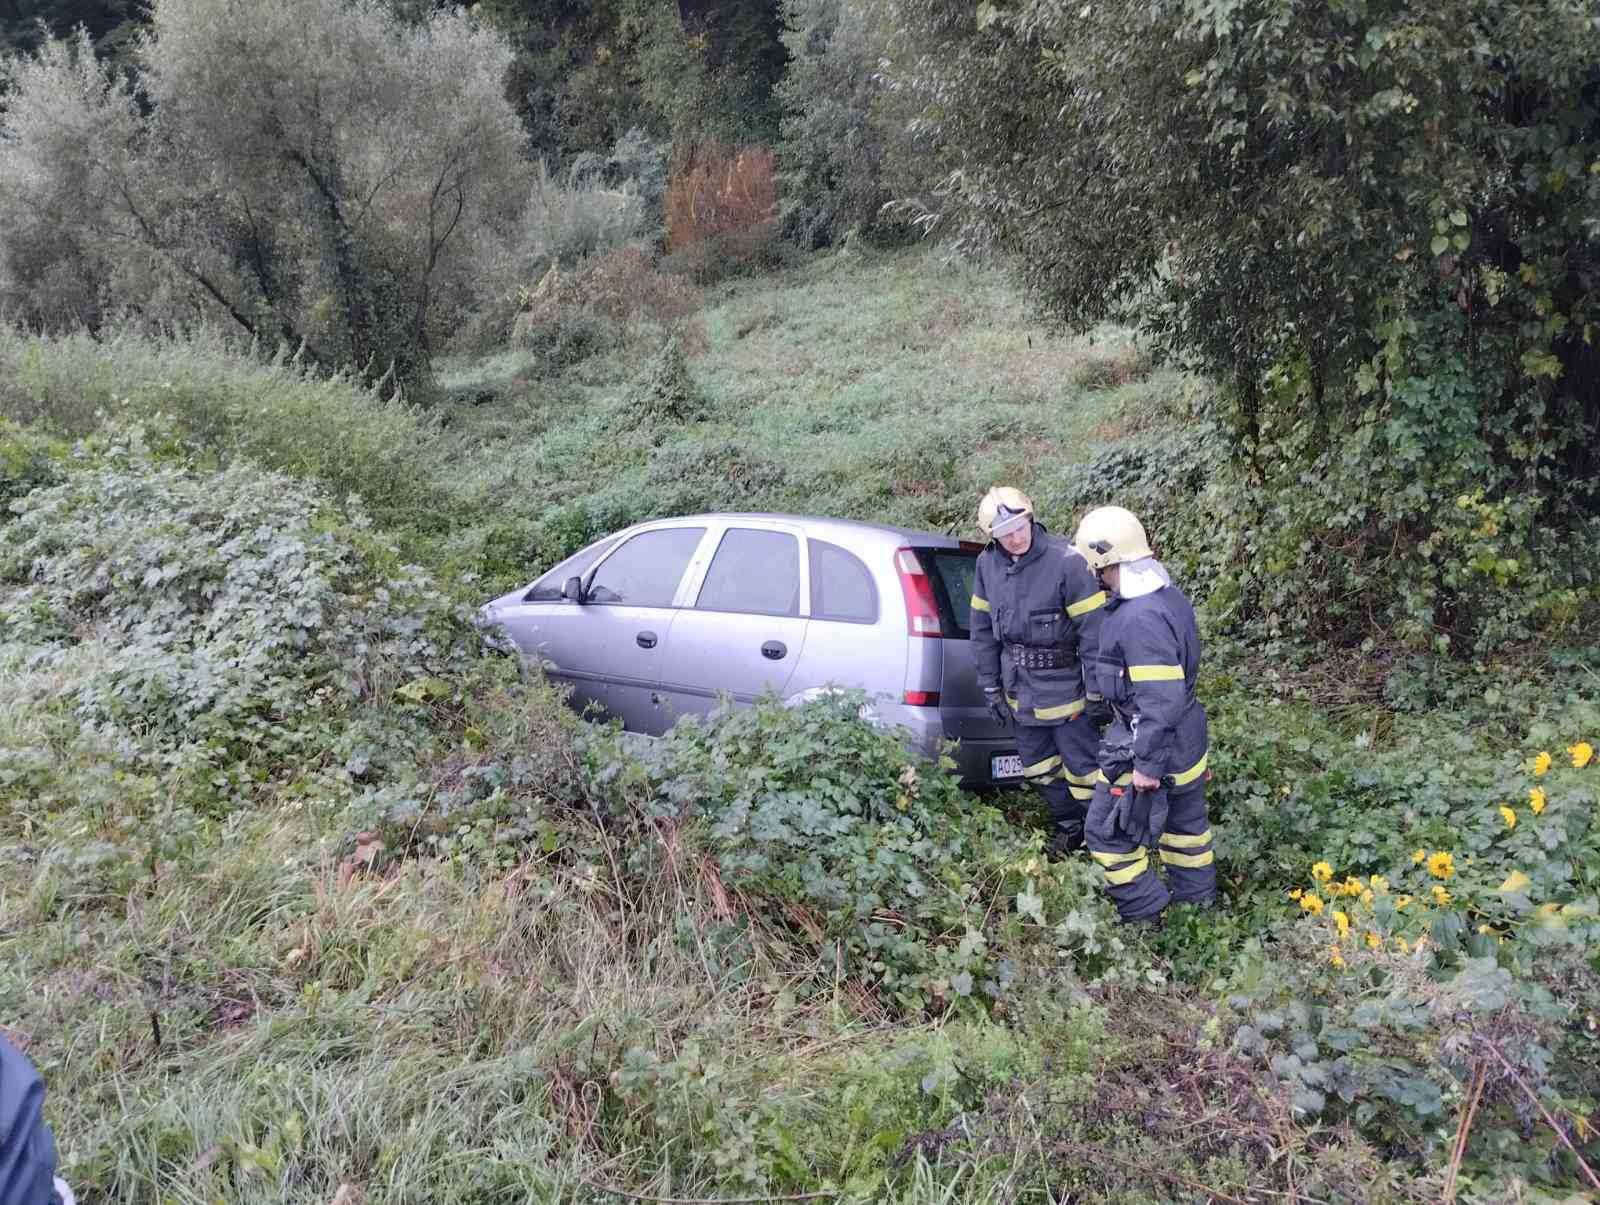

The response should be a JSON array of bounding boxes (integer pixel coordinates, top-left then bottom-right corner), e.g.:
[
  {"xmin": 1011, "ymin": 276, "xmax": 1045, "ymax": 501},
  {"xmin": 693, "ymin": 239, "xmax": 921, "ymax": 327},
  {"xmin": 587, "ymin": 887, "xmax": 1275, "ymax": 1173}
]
[
  {"xmin": 1013, "ymin": 717, "xmax": 1100, "ymax": 845},
  {"xmin": 1085, "ymin": 777, "xmax": 1216, "ymax": 922}
]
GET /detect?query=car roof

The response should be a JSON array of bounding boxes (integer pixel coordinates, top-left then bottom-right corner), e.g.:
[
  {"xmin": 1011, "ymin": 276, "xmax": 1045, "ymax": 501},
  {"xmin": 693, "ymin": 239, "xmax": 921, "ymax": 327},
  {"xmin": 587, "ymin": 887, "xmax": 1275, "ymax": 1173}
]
[{"xmin": 637, "ymin": 512, "xmax": 972, "ymax": 549}]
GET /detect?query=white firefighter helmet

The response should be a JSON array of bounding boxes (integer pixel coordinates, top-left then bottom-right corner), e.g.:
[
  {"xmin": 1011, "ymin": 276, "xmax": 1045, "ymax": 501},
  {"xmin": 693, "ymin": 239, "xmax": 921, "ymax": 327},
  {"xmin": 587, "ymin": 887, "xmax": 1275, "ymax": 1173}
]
[
  {"xmin": 977, "ymin": 486, "xmax": 1035, "ymax": 539},
  {"xmin": 1072, "ymin": 505, "xmax": 1153, "ymax": 570}
]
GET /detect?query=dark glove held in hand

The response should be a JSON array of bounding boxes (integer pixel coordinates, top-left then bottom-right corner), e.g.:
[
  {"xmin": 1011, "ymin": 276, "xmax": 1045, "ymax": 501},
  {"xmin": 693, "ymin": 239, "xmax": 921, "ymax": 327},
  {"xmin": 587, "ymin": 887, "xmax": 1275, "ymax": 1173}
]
[{"xmin": 985, "ymin": 691, "xmax": 1011, "ymax": 728}]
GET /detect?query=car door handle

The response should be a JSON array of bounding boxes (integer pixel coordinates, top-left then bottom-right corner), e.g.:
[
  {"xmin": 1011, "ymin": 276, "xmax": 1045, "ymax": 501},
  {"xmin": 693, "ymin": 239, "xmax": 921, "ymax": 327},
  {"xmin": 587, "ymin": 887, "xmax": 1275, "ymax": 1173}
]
[
  {"xmin": 636, "ymin": 630, "xmax": 657, "ymax": 649},
  {"xmin": 761, "ymin": 640, "xmax": 786, "ymax": 660}
]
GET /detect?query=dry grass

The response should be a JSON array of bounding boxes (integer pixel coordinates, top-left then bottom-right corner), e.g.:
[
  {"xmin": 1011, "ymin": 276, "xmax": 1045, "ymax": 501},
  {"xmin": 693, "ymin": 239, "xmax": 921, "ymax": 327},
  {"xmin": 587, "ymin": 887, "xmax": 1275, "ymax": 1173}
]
[{"xmin": 512, "ymin": 245, "xmax": 708, "ymax": 356}]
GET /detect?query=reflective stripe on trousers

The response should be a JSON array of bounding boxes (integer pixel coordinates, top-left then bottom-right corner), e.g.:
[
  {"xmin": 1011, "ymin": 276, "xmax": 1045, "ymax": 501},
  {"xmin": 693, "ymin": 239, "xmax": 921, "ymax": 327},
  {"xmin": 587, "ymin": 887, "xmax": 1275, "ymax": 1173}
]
[
  {"xmin": 1085, "ymin": 777, "xmax": 1216, "ymax": 922},
  {"xmin": 1014, "ymin": 718, "xmax": 1100, "ymax": 839}
]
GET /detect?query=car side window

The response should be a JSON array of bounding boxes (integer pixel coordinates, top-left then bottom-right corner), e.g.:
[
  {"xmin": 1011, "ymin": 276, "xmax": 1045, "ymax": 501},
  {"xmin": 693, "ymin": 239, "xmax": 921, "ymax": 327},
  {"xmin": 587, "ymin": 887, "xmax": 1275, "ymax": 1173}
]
[
  {"xmin": 585, "ymin": 527, "xmax": 705, "ymax": 607},
  {"xmin": 694, "ymin": 528, "xmax": 801, "ymax": 616},
  {"xmin": 525, "ymin": 538, "xmax": 619, "ymax": 601},
  {"xmin": 809, "ymin": 539, "xmax": 878, "ymax": 623}
]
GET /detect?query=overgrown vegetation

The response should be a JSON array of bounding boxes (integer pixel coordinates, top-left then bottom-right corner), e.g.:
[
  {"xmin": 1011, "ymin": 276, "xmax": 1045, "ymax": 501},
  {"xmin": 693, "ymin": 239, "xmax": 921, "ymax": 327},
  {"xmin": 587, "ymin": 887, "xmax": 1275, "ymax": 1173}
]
[
  {"xmin": 885, "ymin": 0, "xmax": 1600, "ymax": 655},
  {"xmin": 4, "ymin": 249, "xmax": 1597, "ymax": 1202},
  {"xmin": 5, "ymin": 0, "xmax": 1600, "ymax": 1195}
]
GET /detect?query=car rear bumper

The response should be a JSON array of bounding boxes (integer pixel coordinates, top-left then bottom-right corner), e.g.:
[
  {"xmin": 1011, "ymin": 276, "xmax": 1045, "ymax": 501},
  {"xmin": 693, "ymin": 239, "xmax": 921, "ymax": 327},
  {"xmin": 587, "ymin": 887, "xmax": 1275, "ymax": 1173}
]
[{"xmin": 875, "ymin": 703, "xmax": 1019, "ymax": 786}]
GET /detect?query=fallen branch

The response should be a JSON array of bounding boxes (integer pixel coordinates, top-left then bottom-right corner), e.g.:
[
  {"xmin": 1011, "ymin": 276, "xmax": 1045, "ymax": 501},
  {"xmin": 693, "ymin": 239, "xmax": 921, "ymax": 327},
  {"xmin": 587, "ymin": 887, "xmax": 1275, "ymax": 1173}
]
[
  {"xmin": 1480, "ymin": 1036, "xmax": 1600, "ymax": 1191},
  {"xmin": 1442, "ymin": 1063, "xmax": 1486, "ymax": 1202}
]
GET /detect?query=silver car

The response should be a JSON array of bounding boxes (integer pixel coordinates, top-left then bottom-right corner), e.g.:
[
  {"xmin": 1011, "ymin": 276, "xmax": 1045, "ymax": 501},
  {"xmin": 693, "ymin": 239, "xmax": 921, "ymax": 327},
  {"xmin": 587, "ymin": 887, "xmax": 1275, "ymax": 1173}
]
[{"xmin": 478, "ymin": 513, "xmax": 1025, "ymax": 785}]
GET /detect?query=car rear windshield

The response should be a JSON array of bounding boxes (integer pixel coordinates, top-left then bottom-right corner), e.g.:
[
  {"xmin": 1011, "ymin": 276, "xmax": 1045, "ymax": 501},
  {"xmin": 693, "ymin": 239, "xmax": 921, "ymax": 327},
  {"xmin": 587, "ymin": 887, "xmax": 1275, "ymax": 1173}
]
[{"xmin": 918, "ymin": 548, "xmax": 979, "ymax": 639}]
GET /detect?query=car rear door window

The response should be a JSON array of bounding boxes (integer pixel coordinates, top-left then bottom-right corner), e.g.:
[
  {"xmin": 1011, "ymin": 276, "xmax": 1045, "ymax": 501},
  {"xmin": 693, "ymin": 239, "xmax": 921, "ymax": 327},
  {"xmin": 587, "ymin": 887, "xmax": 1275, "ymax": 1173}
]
[
  {"xmin": 695, "ymin": 528, "xmax": 800, "ymax": 616},
  {"xmin": 809, "ymin": 539, "xmax": 877, "ymax": 623},
  {"xmin": 586, "ymin": 527, "xmax": 705, "ymax": 607},
  {"xmin": 922, "ymin": 550, "xmax": 977, "ymax": 637}
]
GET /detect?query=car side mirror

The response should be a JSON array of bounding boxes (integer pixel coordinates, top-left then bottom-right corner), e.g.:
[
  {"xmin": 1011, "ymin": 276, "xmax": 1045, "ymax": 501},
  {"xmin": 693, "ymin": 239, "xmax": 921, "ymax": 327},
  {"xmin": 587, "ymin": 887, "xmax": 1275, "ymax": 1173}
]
[{"xmin": 562, "ymin": 575, "xmax": 586, "ymax": 603}]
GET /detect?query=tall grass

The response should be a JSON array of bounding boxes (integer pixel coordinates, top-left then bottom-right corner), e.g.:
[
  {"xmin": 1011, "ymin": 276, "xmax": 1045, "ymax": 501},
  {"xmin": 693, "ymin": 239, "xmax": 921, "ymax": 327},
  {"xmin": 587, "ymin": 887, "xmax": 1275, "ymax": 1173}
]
[{"xmin": 0, "ymin": 327, "xmax": 450, "ymax": 531}]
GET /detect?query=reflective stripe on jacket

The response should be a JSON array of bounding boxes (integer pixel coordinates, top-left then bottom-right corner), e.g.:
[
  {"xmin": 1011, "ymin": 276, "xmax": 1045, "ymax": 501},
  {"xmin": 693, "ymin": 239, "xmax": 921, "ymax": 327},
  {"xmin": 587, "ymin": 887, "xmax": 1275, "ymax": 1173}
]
[
  {"xmin": 1096, "ymin": 583, "xmax": 1207, "ymax": 782},
  {"xmin": 970, "ymin": 524, "xmax": 1106, "ymax": 725}
]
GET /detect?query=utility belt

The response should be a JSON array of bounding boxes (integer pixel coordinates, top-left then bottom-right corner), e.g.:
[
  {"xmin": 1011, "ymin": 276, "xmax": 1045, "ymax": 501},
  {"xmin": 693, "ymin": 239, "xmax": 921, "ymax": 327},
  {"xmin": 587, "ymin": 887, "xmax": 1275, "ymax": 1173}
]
[{"xmin": 1005, "ymin": 643, "xmax": 1075, "ymax": 671}]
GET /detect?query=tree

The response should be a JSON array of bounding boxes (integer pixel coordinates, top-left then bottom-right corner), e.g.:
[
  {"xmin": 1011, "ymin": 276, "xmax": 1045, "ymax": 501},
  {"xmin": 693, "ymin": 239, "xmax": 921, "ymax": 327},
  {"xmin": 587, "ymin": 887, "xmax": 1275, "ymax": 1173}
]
[
  {"xmin": 0, "ymin": 0, "xmax": 530, "ymax": 392},
  {"xmin": 883, "ymin": 0, "xmax": 1600, "ymax": 649},
  {"xmin": 0, "ymin": 0, "xmax": 141, "ymax": 64},
  {"xmin": 775, "ymin": 0, "xmax": 894, "ymax": 246}
]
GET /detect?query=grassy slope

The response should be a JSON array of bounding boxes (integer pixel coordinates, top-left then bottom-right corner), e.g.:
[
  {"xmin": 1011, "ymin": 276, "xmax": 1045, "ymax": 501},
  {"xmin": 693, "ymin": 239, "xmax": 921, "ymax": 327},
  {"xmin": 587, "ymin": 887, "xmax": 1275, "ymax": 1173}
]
[
  {"xmin": 431, "ymin": 247, "xmax": 1185, "ymax": 587},
  {"xmin": 4, "ymin": 247, "xmax": 1597, "ymax": 1203},
  {"xmin": 0, "ymin": 249, "xmax": 1188, "ymax": 1205}
]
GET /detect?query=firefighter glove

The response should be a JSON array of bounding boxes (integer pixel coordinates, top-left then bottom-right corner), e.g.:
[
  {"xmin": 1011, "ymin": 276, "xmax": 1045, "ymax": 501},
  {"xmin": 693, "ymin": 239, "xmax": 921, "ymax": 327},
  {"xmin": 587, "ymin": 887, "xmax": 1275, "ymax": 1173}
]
[
  {"xmin": 1142, "ymin": 785, "xmax": 1171, "ymax": 851},
  {"xmin": 1108, "ymin": 785, "xmax": 1143, "ymax": 841},
  {"xmin": 984, "ymin": 688, "xmax": 1011, "ymax": 729}
]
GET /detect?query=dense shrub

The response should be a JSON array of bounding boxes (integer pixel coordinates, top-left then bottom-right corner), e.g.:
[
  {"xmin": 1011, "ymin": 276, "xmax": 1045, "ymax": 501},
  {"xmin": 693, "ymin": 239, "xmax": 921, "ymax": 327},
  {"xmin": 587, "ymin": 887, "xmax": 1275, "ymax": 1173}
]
[
  {"xmin": 511, "ymin": 246, "xmax": 706, "ymax": 367},
  {"xmin": 615, "ymin": 335, "xmax": 711, "ymax": 431},
  {"xmin": 886, "ymin": 0, "xmax": 1600, "ymax": 654},
  {"xmin": 775, "ymin": 0, "xmax": 901, "ymax": 247},
  {"xmin": 523, "ymin": 160, "xmax": 655, "ymax": 273},
  {"xmin": 566, "ymin": 126, "xmax": 670, "ymax": 225},
  {"xmin": 663, "ymin": 141, "xmax": 781, "ymax": 280},
  {"xmin": 0, "ymin": 434, "xmax": 475, "ymax": 805},
  {"xmin": 622, "ymin": 694, "xmax": 1041, "ymax": 1013}
]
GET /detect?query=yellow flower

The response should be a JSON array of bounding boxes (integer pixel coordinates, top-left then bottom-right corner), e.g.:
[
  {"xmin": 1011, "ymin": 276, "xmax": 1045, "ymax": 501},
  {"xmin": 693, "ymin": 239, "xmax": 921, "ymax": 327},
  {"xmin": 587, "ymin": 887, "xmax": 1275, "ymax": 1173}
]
[
  {"xmin": 1328, "ymin": 945, "xmax": 1346, "ymax": 969},
  {"xmin": 1369, "ymin": 874, "xmax": 1389, "ymax": 892},
  {"xmin": 1332, "ymin": 909, "xmax": 1351, "ymax": 937},
  {"xmin": 1499, "ymin": 805, "xmax": 1517, "ymax": 830},
  {"xmin": 1427, "ymin": 851, "xmax": 1455, "ymax": 880},
  {"xmin": 1538, "ymin": 902, "xmax": 1562, "ymax": 919},
  {"xmin": 1395, "ymin": 936, "xmax": 1411, "ymax": 954},
  {"xmin": 1341, "ymin": 876, "xmax": 1364, "ymax": 897},
  {"xmin": 1432, "ymin": 884, "xmax": 1452, "ymax": 906},
  {"xmin": 1498, "ymin": 870, "xmax": 1531, "ymax": 894},
  {"xmin": 1533, "ymin": 750, "xmax": 1552, "ymax": 777},
  {"xmin": 1395, "ymin": 894, "xmax": 1413, "ymax": 910},
  {"xmin": 1571, "ymin": 741, "xmax": 1594, "ymax": 769},
  {"xmin": 1288, "ymin": 887, "xmax": 1304, "ymax": 900},
  {"xmin": 1365, "ymin": 930, "xmax": 1382, "ymax": 949},
  {"xmin": 1529, "ymin": 786, "xmax": 1546, "ymax": 814},
  {"xmin": 1360, "ymin": 888, "xmax": 1375, "ymax": 906},
  {"xmin": 1311, "ymin": 861, "xmax": 1334, "ymax": 882},
  {"xmin": 1301, "ymin": 892, "xmax": 1325, "ymax": 916},
  {"xmin": 1412, "ymin": 848, "xmax": 1427, "ymax": 864}
]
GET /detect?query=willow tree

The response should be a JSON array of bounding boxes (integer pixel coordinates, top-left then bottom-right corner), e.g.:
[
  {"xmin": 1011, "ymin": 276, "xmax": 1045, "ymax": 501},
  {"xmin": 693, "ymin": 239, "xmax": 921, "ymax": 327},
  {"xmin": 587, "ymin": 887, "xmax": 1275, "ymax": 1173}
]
[{"xmin": 0, "ymin": 0, "xmax": 530, "ymax": 391}]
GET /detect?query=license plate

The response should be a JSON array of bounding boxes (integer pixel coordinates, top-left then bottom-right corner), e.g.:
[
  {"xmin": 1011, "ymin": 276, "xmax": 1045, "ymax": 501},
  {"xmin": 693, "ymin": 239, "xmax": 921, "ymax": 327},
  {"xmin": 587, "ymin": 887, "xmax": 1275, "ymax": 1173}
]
[{"xmin": 991, "ymin": 754, "xmax": 1024, "ymax": 780}]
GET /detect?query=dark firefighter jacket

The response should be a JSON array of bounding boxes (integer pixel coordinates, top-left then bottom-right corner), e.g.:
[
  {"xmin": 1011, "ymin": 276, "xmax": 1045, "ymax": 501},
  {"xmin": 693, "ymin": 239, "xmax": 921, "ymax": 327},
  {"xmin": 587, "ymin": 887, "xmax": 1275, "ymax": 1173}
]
[
  {"xmin": 1, "ymin": 1036, "xmax": 58, "ymax": 1205},
  {"xmin": 970, "ymin": 523, "xmax": 1107, "ymax": 725},
  {"xmin": 1094, "ymin": 582, "xmax": 1209, "ymax": 786}
]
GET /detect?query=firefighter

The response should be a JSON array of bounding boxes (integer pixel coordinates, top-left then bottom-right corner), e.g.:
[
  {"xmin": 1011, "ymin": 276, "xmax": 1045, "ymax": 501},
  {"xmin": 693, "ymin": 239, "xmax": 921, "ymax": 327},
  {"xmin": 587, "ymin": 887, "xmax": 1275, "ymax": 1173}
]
[
  {"xmin": 1072, "ymin": 505, "xmax": 1215, "ymax": 922},
  {"xmin": 971, "ymin": 486, "xmax": 1107, "ymax": 854}
]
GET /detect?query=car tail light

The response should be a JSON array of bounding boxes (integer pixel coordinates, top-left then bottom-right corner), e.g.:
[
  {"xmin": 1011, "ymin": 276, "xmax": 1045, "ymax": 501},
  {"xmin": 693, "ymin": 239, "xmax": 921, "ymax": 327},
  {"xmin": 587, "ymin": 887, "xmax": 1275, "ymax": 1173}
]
[
  {"xmin": 894, "ymin": 547, "xmax": 942, "ymax": 638},
  {"xmin": 903, "ymin": 690, "xmax": 940, "ymax": 706}
]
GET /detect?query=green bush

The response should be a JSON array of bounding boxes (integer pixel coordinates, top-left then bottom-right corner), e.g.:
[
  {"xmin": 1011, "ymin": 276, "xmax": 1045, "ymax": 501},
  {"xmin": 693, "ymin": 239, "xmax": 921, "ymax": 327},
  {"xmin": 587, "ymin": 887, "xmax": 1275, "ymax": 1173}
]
[
  {"xmin": 0, "ymin": 433, "xmax": 473, "ymax": 798},
  {"xmin": 621, "ymin": 694, "xmax": 1039, "ymax": 1014},
  {"xmin": 616, "ymin": 335, "xmax": 711, "ymax": 431}
]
